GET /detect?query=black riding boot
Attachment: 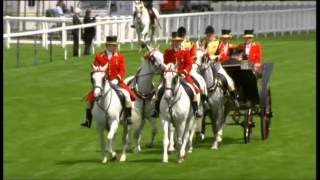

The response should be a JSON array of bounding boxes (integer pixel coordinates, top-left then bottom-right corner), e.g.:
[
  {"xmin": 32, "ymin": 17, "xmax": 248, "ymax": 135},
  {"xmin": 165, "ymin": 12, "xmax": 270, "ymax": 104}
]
[
  {"xmin": 201, "ymin": 94, "xmax": 209, "ymax": 111},
  {"xmin": 230, "ymin": 91, "xmax": 240, "ymax": 109},
  {"xmin": 151, "ymin": 86, "xmax": 164, "ymax": 118},
  {"xmin": 192, "ymin": 101, "xmax": 202, "ymax": 118},
  {"xmin": 81, "ymin": 108, "xmax": 92, "ymax": 128},
  {"xmin": 125, "ymin": 107, "xmax": 133, "ymax": 125}
]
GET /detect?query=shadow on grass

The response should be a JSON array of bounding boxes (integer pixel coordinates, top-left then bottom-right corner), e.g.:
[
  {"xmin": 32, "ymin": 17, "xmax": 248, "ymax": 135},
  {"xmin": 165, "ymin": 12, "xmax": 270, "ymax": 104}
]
[{"xmin": 56, "ymin": 159, "xmax": 99, "ymax": 165}]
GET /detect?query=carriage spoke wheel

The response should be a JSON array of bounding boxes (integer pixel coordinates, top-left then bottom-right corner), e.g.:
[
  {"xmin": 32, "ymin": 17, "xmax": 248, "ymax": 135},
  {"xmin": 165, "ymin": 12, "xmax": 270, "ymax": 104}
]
[
  {"xmin": 261, "ymin": 88, "xmax": 272, "ymax": 140},
  {"xmin": 243, "ymin": 108, "xmax": 254, "ymax": 143}
]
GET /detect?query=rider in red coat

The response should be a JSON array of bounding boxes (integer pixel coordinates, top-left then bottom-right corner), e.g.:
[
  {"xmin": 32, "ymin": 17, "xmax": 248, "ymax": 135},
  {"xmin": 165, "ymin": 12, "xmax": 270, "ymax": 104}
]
[
  {"xmin": 237, "ymin": 29, "xmax": 262, "ymax": 76},
  {"xmin": 151, "ymin": 32, "xmax": 202, "ymax": 118},
  {"xmin": 81, "ymin": 36, "xmax": 137, "ymax": 128}
]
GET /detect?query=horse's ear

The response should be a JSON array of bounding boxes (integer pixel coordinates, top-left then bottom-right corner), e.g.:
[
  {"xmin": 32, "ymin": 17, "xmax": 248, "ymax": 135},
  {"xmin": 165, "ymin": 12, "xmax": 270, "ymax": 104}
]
[
  {"xmin": 92, "ymin": 63, "xmax": 98, "ymax": 71},
  {"xmin": 101, "ymin": 63, "xmax": 108, "ymax": 71}
]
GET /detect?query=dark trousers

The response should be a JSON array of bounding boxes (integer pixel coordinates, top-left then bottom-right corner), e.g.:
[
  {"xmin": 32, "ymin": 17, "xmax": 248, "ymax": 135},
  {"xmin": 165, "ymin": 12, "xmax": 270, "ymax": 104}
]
[
  {"xmin": 73, "ymin": 33, "xmax": 79, "ymax": 56},
  {"xmin": 84, "ymin": 38, "xmax": 93, "ymax": 55}
]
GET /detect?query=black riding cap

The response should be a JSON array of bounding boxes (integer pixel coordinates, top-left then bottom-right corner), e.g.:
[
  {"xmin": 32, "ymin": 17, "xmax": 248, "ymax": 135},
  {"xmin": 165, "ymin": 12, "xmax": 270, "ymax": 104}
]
[
  {"xmin": 243, "ymin": 29, "xmax": 254, "ymax": 38},
  {"xmin": 106, "ymin": 36, "xmax": 118, "ymax": 44},
  {"xmin": 205, "ymin": 26, "xmax": 215, "ymax": 34},
  {"xmin": 177, "ymin": 26, "xmax": 187, "ymax": 37},
  {"xmin": 171, "ymin": 32, "xmax": 183, "ymax": 41},
  {"xmin": 221, "ymin": 29, "xmax": 232, "ymax": 38}
]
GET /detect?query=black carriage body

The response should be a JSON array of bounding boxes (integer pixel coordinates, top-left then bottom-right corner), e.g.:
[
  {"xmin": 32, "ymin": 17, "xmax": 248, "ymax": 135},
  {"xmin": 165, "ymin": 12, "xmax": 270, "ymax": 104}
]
[{"xmin": 221, "ymin": 59, "xmax": 274, "ymax": 142}]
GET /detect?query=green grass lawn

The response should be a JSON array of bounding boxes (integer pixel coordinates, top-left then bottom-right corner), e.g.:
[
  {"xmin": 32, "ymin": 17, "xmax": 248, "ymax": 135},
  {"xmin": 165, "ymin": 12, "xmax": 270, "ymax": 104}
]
[{"xmin": 4, "ymin": 32, "xmax": 316, "ymax": 180}]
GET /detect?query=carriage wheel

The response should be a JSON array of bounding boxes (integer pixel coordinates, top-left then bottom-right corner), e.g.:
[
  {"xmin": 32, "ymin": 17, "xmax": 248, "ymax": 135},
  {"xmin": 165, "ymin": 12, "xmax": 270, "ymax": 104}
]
[
  {"xmin": 261, "ymin": 88, "xmax": 272, "ymax": 140},
  {"xmin": 243, "ymin": 108, "xmax": 253, "ymax": 143}
]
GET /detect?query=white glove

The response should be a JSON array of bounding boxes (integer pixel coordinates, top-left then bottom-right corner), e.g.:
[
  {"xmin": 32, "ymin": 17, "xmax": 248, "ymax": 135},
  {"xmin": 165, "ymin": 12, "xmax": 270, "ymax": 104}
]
[
  {"xmin": 180, "ymin": 73, "xmax": 186, "ymax": 78},
  {"xmin": 110, "ymin": 79, "xmax": 119, "ymax": 85}
]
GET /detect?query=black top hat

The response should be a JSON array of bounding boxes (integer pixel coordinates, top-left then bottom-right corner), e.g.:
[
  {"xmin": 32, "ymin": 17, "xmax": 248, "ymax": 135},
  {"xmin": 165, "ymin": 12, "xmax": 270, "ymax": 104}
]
[
  {"xmin": 177, "ymin": 26, "xmax": 187, "ymax": 37},
  {"xmin": 221, "ymin": 29, "xmax": 232, "ymax": 38},
  {"xmin": 205, "ymin": 26, "xmax": 215, "ymax": 34},
  {"xmin": 171, "ymin": 32, "xmax": 183, "ymax": 41},
  {"xmin": 243, "ymin": 29, "xmax": 254, "ymax": 38},
  {"xmin": 106, "ymin": 36, "xmax": 118, "ymax": 44}
]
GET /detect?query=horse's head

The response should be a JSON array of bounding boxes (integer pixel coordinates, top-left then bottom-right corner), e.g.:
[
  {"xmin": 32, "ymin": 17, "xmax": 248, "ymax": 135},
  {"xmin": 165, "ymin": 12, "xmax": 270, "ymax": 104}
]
[
  {"xmin": 195, "ymin": 41, "xmax": 210, "ymax": 72},
  {"xmin": 163, "ymin": 63, "xmax": 179, "ymax": 100},
  {"xmin": 143, "ymin": 46, "xmax": 165, "ymax": 72},
  {"xmin": 91, "ymin": 64, "xmax": 108, "ymax": 99},
  {"xmin": 134, "ymin": 1, "xmax": 145, "ymax": 18}
]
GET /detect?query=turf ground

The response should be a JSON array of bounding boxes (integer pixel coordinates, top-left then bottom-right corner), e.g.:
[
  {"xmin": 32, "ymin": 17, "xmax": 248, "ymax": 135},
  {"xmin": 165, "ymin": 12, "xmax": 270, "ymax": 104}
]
[{"xmin": 4, "ymin": 32, "xmax": 316, "ymax": 180}]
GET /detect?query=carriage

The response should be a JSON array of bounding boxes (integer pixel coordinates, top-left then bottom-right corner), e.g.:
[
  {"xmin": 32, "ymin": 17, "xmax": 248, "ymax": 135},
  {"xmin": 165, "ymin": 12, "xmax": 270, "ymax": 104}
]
[{"xmin": 221, "ymin": 59, "xmax": 274, "ymax": 143}]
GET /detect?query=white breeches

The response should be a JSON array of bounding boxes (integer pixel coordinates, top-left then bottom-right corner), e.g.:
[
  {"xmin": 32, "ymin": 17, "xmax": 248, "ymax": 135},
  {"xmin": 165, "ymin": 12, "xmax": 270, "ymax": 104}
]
[{"xmin": 216, "ymin": 65, "xmax": 235, "ymax": 91}]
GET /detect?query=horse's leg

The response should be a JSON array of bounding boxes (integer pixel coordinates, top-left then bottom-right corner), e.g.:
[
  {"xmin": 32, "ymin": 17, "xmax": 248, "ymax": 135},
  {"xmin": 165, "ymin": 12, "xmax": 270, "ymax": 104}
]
[
  {"xmin": 211, "ymin": 103, "xmax": 224, "ymax": 150},
  {"xmin": 134, "ymin": 113, "xmax": 145, "ymax": 153},
  {"xmin": 107, "ymin": 119, "xmax": 119, "ymax": 160},
  {"xmin": 177, "ymin": 119, "xmax": 187, "ymax": 163},
  {"xmin": 147, "ymin": 116, "xmax": 158, "ymax": 148},
  {"xmin": 187, "ymin": 117, "xmax": 198, "ymax": 153},
  {"xmin": 168, "ymin": 123, "xmax": 175, "ymax": 152},
  {"xmin": 97, "ymin": 120, "xmax": 107, "ymax": 164},
  {"xmin": 120, "ymin": 122, "xmax": 130, "ymax": 162},
  {"xmin": 162, "ymin": 119, "xmax": 170, "ymax": 163}
]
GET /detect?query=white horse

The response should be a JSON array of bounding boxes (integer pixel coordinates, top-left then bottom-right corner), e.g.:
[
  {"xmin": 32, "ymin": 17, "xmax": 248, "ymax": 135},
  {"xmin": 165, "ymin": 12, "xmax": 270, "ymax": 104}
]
[
  {"xmin": 91, "ymin": 64, "xmax": 131, "ymax": 163},
  {"xmin": 124, "ymin": 47, "xmax": 165, "ymax": 153},
  {"xmin": 133, "ymin": 0, "xmax": 160, "ymax": 45},
  {"xmin": 161, "ymin": 63, "xmax": 195, "ymax": 163},
  {"xmin": 196, "ymin": 46, "xmax": 230, "ymax": 150}
]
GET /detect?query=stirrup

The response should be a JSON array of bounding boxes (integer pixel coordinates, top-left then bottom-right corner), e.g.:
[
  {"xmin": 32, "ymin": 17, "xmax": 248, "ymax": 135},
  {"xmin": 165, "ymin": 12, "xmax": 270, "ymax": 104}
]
[{"xmin": 130, "ymin": 25, "xmax": 135, "ymax": 28}]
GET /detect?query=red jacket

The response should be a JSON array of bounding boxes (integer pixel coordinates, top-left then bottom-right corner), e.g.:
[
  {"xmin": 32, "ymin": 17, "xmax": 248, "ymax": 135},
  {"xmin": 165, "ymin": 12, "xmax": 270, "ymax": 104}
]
[
  {"xmin": 164, "ymin": 48, "xmax": 193, "ymax": 76},
  {"xmin": 87, "ymin": 51, "xmax": 137, "ymax": 102},
  {"xmin": 93, "ymin": 51, "xmax": 126, "ymax": 81},
  {"xmin": 217, "ymin": 42, "xmax": 230, "ymax": 63},
  {"xmin": 238, "ymin": 42, "xmax": 262, "ymax": 65}
]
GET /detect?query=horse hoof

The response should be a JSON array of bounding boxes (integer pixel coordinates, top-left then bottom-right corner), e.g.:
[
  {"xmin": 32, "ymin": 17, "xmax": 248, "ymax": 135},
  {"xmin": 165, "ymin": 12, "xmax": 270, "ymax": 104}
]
[
  {"xmin": 134, "ymin": 147, "xmax": 141, "ymax": 153},
  {"xmin": 162, "ymin": 160, "xmax": 168, "ymax": 163},
  {"xmin": 211, "ymin": 144, "xmax": 218, "ymax": 150},
  {"xmin": 177, "ymin": 158, "xmax": 184, "ymax": 164},
  {"xmin": 102, "ymin": 157, "xmax": 108, "ymax": 164},
  {"xmin": 119, "ymin": 155, "xmax": 126, "ymax": 162},
  {"xmin": 188, "ymin": 149, "xmax": 193, "ymax": 153}
]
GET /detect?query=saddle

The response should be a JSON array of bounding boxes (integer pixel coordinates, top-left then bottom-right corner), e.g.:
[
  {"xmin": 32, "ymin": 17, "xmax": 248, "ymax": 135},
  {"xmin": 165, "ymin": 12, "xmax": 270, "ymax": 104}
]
[
  {"xmin": 216, "ymin": 73, "xmax": 228, "ymax": 92},
  {"xmin": 181, "ymin": 80, "xmax": 194, "ymax": 102}
]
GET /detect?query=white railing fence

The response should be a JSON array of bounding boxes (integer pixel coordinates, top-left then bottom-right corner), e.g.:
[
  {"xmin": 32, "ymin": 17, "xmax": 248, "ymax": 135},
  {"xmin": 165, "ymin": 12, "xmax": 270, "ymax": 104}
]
[{"xmin": 3, "ymin": 8, "xmax": 316, "ymax": 60}]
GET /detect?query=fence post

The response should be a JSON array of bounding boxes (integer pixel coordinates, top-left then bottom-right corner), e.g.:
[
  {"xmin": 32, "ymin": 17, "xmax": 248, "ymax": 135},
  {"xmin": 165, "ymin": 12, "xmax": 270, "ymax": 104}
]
[
  {"xmin": 61, "ymin": 16, "xmax": 68, "ymax": 60},
  {"xmin": 49, "ymin": 35, "xmax": 53, "ymax": 62},
  {"xmin": 78, "ymin": 27, "xmax": 81, "ymax": 58},
  {"xmin": 41, "ymin": 22, "xmax": 45, "ymax": 48},
  {"xmin": 34, "ymin": 35, "xmax": 39, "ymax": 65},
  {"xmin": 5, "ymin": 16, "xmax": 11, "ymax": 49},
  {"xmin": 16, "ymin": 37, "xmax": 20, "ymax": 68}
]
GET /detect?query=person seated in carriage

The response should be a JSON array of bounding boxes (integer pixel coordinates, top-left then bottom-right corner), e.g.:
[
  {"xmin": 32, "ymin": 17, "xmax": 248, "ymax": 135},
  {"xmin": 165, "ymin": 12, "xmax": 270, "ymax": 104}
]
[
  {"xmin": 201, "ymin": 26, "xmax": 240, "ymax": 108},
  {"xmin": 151, "ymin": 32, "xmax": 202, "ymax": 118},
  {"xmin": 131, "ymin": 0, "xmax": 157, "ymax": 28},
  {"xmin": 80, "ymin": 36, "xmax": 137, "ymax": 128},
  {"xmin": 235, "ymin": 29, "xmax": 262, "ymax": 77}
]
